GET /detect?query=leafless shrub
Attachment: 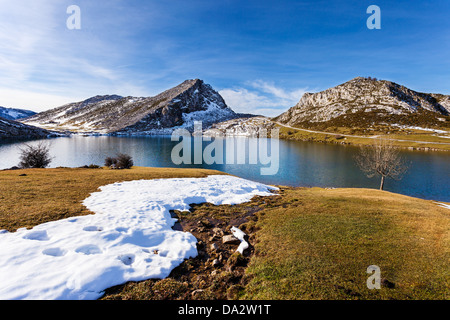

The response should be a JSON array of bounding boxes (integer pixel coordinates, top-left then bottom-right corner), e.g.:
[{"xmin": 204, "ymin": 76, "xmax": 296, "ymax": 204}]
[
  {"xmin": 105, "ymin": 153, "xmax": 133, "ymax": 169},
  {"xmin": 104, "ymin": 156, "xmax": 117, "ymax": 167},
  {"xmin": 18, "ymin": 142, "xmax": 52, "ymax": 168},
  {"xmin": 116, "ymin": 153, "xmax": 133, "ymax": 169}
]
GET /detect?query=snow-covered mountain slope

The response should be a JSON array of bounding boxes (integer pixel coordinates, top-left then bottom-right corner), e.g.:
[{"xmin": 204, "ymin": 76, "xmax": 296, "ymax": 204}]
[
  {"xmin": 274, "ymin": 77, "xmax": 450, "ymax": 129},
  {"xmin": 0, "ymin": 117, "xmax": 53, "ymax": 138},
  {"xmin": 117, "ymin": 79, "xmax": 237, "ymax": 135},
  {"xmin": 0, "ymin": 107, "xmax": 36, "ymax": 121},
  {"xmin": 203, "ymin": 116, "xmax": 277, "ymax": 137},
  {"xmin": 23, "ymin": 80, "xmax": 237, "ymax": 134}
]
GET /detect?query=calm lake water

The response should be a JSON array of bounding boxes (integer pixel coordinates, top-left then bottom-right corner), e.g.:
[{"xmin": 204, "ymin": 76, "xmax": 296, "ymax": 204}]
[{"xmin": 0, "ymin": 135, "xmax": 449, "ymax": 202}]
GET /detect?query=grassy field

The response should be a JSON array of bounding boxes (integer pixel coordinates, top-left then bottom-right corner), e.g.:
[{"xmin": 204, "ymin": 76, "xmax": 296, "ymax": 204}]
[
  {"xmin": 243, "ymin": 187, "xmax": 450, "ymax": 300},
  {"xmin": 277, "ymin": 125, "xmax": 450, "ymax": 151},
  {"xmin": 0, "ymin": 167, "xmax": 448, "ymax": 300}
]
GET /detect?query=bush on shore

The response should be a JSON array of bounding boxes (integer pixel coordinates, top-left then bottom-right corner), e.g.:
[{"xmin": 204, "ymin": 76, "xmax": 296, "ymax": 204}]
[
  {"xmin": 104, "ymin": 153, "xmax": 133, "ymax": 169},
  {"xmin": 18, "ymin": 143, "xmax": 52, "ymax": 169}
]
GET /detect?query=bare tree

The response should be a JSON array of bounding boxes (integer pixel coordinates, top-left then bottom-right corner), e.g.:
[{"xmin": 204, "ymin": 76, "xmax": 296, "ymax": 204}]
[{"xmin": 354, "ymin": 138, "xmax": 409, "ymax": 190}]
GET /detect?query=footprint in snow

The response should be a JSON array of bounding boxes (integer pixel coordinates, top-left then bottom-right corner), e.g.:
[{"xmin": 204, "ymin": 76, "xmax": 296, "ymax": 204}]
[
  {"xmin": 118, "ymin": 254, "xmax": 135, "ymax": 266},
  {"xmin": 75, "ymin": 244, "xmax": 102, "ymax": 255},
  {"xmin": 23, "ymin": 230, "xmax": 49, "ymax": 241},
  {"xmin": 83, "ymin": 226, "xmax": 104, "ymax": 232},
  {"xmin": 42, "ymin": 248, "xmax": 67, "ymax": 257}
]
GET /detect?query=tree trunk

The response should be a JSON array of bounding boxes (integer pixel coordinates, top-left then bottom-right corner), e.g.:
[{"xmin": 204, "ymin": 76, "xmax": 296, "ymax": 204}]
[{"xmin": 380, "ymin": 175, "xmax": 385, "ymax": 190}]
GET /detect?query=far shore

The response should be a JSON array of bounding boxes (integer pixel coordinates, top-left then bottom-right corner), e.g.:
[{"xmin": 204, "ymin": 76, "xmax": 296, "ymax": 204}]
[{"xmin": 4, "ymin": 119, "xmax": 450, "ymax": 153}]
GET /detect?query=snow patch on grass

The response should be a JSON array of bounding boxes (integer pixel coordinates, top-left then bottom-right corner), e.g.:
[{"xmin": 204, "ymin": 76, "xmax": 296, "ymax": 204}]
[
  {"xmin": 436, "ymin": 202, "xmax": 450, "ymax": 210},
  {"xmin": 231, "ymin": 226, "xmax": 249, "ymax": 254},
  {"xmin": 0, "ymin": 175, "xmax": 276, "ymax": 300}
]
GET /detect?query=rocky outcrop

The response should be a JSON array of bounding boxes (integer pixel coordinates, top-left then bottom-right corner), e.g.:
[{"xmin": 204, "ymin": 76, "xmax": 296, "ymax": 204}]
[
  {"xmin": 117, "ymin": 79, "xmax": 236, "ymax": 134},
  {"xmin": 203, "ymin": 116, "xmax": 277, "ymax": 137},
  {"xmin": 22, "ymin": 79, "xmax": 237, "ymax": 134},
  {"xmin": 274, "ymin": 77, "xmax": 450, "ymax": 129}
]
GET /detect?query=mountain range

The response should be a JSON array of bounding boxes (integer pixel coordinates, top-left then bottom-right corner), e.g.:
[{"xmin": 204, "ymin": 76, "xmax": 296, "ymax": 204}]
[{"xmin": 1, "ymin": 77, "xmax": 449, "ymax": 139}]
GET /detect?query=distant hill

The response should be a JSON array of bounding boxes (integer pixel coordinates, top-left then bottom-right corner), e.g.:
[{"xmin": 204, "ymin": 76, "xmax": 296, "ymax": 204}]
[
  {"xmin": 0, "ymin": 107, "xmax": 36, "ymax": 121},
  {"xmin": 274, "ymin": 77, "xmax": 450, "ymax": 130},
  {"xmin": 0, "ymin": 117, "xmax": 52, "ymax": 139},
  {"xmin": 23, "ymin": 79, "xmax": 238, "ymax": 134}
]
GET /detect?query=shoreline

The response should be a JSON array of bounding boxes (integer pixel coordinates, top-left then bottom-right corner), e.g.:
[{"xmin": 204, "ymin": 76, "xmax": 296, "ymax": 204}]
[
  {"xmin": 7, "ymin": 115, "xmax": 450, "ymax": 152},
  {"xmin": 275, "ymin": 122, "xmax": 450, "ymax": 152},
  {"xmin": 3, "ymin": 128, "xmax": 449, "ymax": 152}
]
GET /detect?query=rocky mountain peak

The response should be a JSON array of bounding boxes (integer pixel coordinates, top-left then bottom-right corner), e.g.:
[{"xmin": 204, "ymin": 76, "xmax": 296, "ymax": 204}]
[
  {"xmin": 80, "ymin": 95, "xmax": 123, "ymax": 107},
  {"xmin": 274, "ymin": 77, "xmax": 450, "ymax": 129}
]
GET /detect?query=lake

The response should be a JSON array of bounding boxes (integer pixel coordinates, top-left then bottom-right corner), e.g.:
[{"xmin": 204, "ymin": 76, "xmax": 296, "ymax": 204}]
[{"xmin": 0, "ymin": 135, "xmax": 449, "ymax": 202}]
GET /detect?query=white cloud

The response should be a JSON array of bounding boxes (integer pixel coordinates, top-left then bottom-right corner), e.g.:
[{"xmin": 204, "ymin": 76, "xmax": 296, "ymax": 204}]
[
  {"xmin": 219, "ymin": 81, "xmax": 308, "ymax": 117},
  {"xmin": 250, "ymin": 80, "xmax": 308, "ymax": 102},
  {"xmin": 0, "ymin": 1, "xmax": 148, "ymax": 111},
  {"xmin": 0, "ymin": 1, "xmax": 56, "ymax": 83}
]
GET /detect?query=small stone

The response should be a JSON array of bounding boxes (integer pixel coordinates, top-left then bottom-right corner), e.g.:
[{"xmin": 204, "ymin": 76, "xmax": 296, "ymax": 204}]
[
  {"xmin": 222, "ymin": 234, "xmax": 240, "ymax": 245},
  {"xmin": 212, "ymin": 227, "xmax": 224, "ymax": 236},
  {"xmin": 210, "ymin": 243, "xmax": 219, "ymax": 251},
  {"xmin": 191, "ymin": 289, "xmax": 204, "ymax": 298},
  {"xmin": 212, "ymin": 259, "xmax": 220, "ymax": 267}
]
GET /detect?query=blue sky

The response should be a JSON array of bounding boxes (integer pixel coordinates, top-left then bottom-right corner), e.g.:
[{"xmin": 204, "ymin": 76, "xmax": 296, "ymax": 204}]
[{"xmin": 0, "ymin": 0, "xmax": 449, "ymax": 115}]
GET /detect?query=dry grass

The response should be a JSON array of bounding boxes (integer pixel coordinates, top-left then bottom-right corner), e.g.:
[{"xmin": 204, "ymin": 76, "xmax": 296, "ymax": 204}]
[
  {"xmin": 243, "ymin": 187, "xmax": 450, "ymax": 299},
  {"xmin": 0, "ymin": 166, "xmax": 223, "ymax": 232}
]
